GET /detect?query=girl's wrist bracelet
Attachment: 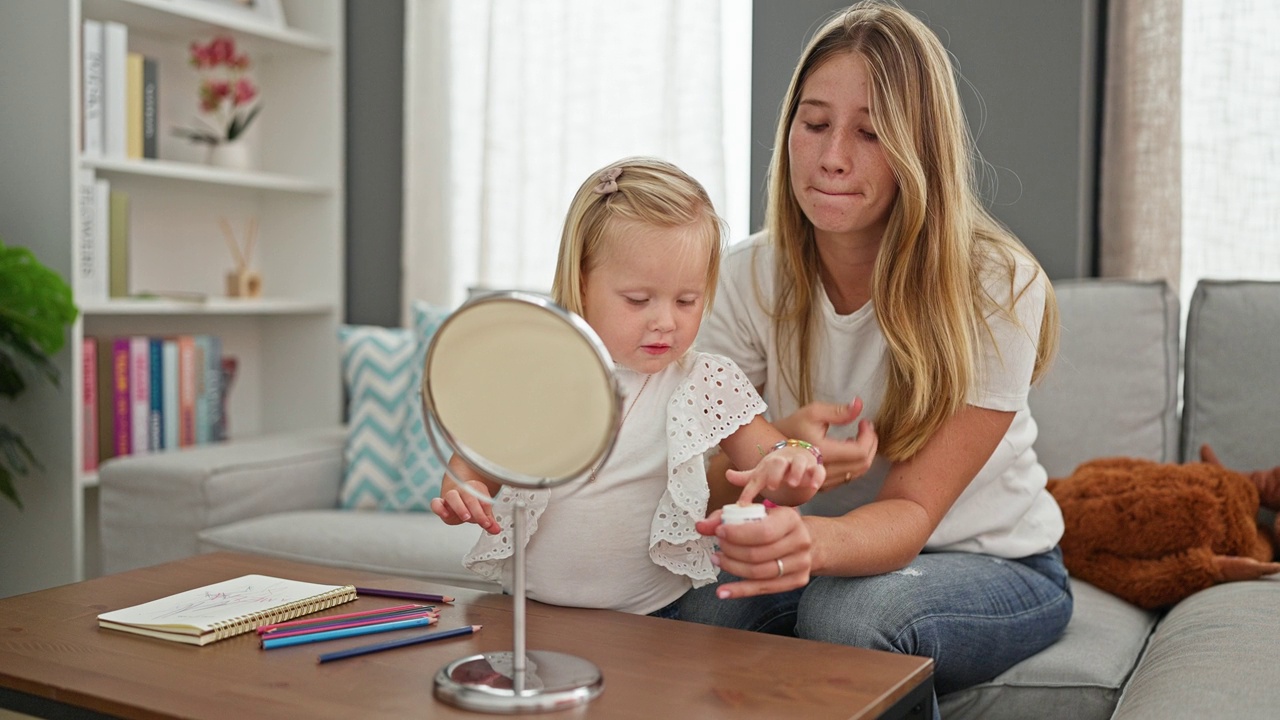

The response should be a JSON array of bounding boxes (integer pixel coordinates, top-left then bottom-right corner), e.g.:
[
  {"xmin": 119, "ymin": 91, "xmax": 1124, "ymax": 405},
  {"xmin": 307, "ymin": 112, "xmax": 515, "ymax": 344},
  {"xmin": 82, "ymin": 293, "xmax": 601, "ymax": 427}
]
[{"xmin": 770, "ymin": 439, "xmax": 823, "ymax": 465}]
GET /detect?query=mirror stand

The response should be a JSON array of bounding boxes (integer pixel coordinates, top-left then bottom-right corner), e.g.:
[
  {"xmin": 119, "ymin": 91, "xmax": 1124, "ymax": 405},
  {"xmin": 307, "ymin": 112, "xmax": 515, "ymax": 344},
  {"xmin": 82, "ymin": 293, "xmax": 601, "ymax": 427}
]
[{"xmin": 433, "ymin": 498, "xmax": 603, "ymax": 712}]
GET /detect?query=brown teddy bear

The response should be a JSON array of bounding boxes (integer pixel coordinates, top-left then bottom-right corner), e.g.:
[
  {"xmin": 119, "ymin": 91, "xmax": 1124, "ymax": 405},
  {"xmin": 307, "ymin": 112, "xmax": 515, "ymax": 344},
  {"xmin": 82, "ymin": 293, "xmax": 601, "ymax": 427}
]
[{"xmin": 1047, "ymin": 445, "xmax": 1280, "ymax": 609}]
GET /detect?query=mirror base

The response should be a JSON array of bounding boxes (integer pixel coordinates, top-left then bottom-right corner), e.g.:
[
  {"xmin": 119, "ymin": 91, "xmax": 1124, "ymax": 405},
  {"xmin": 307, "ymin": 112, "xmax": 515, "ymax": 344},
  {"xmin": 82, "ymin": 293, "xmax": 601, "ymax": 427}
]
[{"xmin": 434, "ymin": 650, "xmax": 603, "ymax": 713}]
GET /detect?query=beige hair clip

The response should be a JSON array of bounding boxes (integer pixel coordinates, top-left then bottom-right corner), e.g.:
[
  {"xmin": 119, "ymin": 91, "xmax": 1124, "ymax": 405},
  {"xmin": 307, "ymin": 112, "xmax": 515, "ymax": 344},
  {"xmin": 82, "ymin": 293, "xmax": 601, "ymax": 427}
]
[{"xmin": 592, "ymin": 167, "xmax": 623, "ymax": 195}]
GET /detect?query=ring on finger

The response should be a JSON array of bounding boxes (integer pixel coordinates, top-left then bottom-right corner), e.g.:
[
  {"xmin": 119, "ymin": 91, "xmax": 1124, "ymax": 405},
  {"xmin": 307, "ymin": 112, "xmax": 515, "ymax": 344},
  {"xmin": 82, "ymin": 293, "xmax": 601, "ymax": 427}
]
[{"xmin": 775, "ymin": 558, "xmax": 785, "ymax": 578}]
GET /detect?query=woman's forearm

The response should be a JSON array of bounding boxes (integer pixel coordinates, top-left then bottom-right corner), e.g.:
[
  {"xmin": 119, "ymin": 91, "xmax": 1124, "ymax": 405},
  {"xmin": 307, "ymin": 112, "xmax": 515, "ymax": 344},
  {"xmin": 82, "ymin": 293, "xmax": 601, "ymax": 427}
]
[{"xmin": 805, "ymin": 499, "xmax": 933, "ymax": 576}]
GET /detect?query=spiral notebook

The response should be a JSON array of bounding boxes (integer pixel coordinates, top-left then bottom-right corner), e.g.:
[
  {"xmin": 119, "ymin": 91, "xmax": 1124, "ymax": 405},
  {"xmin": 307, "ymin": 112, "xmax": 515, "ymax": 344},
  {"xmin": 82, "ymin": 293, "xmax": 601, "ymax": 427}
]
[{"xmin": 97, "ymin": 574, "xmax": 358, "ymax": 646}]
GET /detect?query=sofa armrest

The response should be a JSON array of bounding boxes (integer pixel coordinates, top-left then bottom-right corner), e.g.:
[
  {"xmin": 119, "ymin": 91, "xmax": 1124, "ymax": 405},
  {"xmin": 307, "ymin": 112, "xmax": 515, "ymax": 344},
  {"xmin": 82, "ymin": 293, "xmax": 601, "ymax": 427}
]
[{"xmin": 99, "ymin": 427, "xmax": 347, "ymax": 574}]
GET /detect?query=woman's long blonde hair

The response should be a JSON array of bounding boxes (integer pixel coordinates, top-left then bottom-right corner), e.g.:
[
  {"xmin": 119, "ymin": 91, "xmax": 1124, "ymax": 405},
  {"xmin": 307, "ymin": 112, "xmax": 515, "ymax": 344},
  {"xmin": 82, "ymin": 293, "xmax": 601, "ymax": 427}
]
[
  {"xmin": 764, "ymin": 0, "xmax": 1059, "ymax": 460},
  {"xmin": 552, "ymin": 157, "xmax": 724, "ymax": 316}
]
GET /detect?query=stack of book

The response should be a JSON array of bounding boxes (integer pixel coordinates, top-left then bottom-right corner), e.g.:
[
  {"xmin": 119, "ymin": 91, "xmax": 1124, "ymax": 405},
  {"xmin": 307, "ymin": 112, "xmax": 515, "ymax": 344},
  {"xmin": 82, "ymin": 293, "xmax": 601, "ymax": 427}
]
[
  {"xmin": 82, "ymin": 335, "xmax": 236, "ymax": 473},
  {"xmin": 82, "ymin": 20, "xmax": 158, "ymax": 162}
]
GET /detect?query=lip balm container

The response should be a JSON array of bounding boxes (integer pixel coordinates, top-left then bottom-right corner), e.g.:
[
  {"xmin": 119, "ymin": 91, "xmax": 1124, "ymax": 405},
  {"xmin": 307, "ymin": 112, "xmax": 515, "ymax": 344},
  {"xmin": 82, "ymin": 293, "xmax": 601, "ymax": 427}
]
[{"xmin": 721, "ymin": 502, "xmax": 767, "ymax": 525}]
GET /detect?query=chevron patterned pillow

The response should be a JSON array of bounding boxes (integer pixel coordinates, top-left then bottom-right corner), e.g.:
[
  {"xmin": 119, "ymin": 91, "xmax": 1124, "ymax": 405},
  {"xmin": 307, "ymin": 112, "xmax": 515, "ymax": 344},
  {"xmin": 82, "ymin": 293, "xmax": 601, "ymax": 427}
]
[{"xmin": 337, "ymin": 301, "xmax": 451, "ymax": 511}]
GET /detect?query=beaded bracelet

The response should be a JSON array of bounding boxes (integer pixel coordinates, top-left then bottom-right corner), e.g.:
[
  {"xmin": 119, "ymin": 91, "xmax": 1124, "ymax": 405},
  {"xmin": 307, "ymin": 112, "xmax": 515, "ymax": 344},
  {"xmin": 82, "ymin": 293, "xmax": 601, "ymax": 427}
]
[{"xmin": 770, "ymin": 438, "xmax": 823, "ymax": 465}]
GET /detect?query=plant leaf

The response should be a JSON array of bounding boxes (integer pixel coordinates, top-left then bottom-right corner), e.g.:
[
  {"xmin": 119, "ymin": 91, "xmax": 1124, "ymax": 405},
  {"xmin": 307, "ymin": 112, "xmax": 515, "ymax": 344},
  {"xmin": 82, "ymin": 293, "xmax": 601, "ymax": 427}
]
[
  {"xmin": 227, "ymin": 104, "xmax": 262, "ymax": 142},
  {"xmin": 0, "ymin": 239, "xmax": 78, "ymax": 358},
  {"xmin": 0, "ymin": 424, "xmax": 38, "ymax": 510}
]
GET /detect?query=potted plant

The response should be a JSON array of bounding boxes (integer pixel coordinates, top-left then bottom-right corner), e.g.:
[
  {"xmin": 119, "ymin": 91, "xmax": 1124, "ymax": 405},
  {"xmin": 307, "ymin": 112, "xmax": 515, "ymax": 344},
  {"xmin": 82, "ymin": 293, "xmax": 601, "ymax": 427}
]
[
  {"xmin": 172, "ymin": 34, "xmax": 262, "ymax": 169},
  {"xmin": 0, "ymin": 238, "xmax": 79, "ymax": 509}
]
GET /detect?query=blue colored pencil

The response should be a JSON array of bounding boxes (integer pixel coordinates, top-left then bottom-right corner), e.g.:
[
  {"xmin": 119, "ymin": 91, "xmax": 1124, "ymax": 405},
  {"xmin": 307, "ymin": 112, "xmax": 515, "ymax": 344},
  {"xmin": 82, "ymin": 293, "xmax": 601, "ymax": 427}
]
[
  {"xmin": 261, "ymin": 615, "xmax": 437, "ymax": 650},
  {"xmin": 262, "ymin": 610, "xmax": 438, "ymax": 640},
  {"xmin": 317, "ymin": 624, "xmax": 482, "ymax": 664}
]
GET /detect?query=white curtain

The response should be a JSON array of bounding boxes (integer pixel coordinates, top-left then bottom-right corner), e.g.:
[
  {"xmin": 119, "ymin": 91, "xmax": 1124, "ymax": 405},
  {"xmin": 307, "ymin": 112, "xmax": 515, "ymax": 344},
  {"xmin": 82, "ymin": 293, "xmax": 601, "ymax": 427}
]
[
  {"xmin": 403, "ymin": 0, "xmax": 748, "ymax": 314},
  {"xmin": 1101, "ymin": 0, "xmax": 1280, "ymax": 310}
]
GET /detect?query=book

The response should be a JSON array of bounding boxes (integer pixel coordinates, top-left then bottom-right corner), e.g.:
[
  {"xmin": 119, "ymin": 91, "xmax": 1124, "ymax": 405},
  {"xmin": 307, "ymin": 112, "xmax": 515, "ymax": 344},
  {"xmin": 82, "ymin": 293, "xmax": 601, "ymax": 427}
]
[
  {"xmin": 149, "ymin": 337, "xmax": 164, "ymax": 451},
  {"xmin": 108, "ymin": 189, "xmax": 129, "ymax": 298},
  {"xmin": 177, "ymin": 335, "xmax": 197, "ymax": 447},
  {"xmin": 126, "ymin": 52, "xmax": 143, "ymax": 159},
  {"xmin": 162, "ymin": 339, "xmax": 179, "ymax": 450},
  {"xmin": 142, "ymin": 56, "xmax": 158, "ymax": 159},
  {"xmin": 82, "ymin": 337, "xmax": 99, "ymax": 473},
  {"xmin": 130, "ymin": 336, "xmax": 150, "ymax": 454},
  {"xmin": 110, "ymin": 337, "xmax": 131, "ymax": 457},
  {"xmin": 102, "ymin": 21, "xmax": 128, "ymax": 159},
  {"xmin": 97, "ymin": 574, "xmax": 358, "ymax": 646},
  {"xmin": 195, "ymin": 335, "xmax": 221, "ymax": 444},
  {"xmin": 82, "ymin": 20, "xmax": 104, "ymax": 158},
  {"xmin": 95, "ymin": 336, "xmax": 117, "ymax": 463},
  {"xmin": 75, "ymin": 169, "xmax": 107, "ymax": 302}
]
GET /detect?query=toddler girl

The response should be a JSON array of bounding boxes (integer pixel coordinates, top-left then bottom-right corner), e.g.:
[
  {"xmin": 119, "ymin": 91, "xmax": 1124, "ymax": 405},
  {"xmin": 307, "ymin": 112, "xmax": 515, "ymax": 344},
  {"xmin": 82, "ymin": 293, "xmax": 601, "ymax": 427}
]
[{"xmin": 430, "ymin": 157, "xmax": 825, "ymax": 616}]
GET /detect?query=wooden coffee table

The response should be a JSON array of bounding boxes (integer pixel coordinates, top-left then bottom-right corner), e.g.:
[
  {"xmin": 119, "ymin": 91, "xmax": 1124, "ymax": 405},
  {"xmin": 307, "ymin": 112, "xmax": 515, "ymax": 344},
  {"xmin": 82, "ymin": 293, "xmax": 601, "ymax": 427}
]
[{"xmin": 0, "ymin": 552, "xmax": 933, "ymax": 719}]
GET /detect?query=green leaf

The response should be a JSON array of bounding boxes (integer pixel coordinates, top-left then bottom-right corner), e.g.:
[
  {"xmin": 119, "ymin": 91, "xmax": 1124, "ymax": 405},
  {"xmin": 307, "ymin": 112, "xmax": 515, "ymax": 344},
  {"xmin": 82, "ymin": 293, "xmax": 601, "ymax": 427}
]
[
  {"xmin": 0, "ymin": 424, "xmax": 38, "ymax": 510},
  {"xmin": 0, "ymin": 239, "xmax": 78, "ymax": 358},
  {"xmin": 227, "ymin": 104, "xmax": 262, "ymax": 142}
]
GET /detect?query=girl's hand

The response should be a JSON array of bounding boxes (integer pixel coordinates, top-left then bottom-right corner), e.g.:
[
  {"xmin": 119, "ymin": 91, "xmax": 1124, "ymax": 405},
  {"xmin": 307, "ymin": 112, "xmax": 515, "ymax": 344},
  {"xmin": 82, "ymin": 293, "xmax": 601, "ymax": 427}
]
[
  {"xmin": 430, "ymin": 481, "xmax": 501, "ymax": 534},
  {"xmin": 726, "ymin": 446, "xmax": 826, "ymax": 505},
  {"xmin": 696, "ymin": 505, "xmax": 814, "ymax": 597},
  {"xmin": 777, "ymin": 398, "xmax": 878, "ymax": 489}
]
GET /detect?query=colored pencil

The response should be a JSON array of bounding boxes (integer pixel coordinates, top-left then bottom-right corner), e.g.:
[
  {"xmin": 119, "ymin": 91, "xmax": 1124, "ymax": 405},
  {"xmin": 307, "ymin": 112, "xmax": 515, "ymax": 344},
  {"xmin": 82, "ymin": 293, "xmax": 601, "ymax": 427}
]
[
  {"xmin": 261, "ymin": 615, "xmax": 437, "ymax": 650},
  {"xmin": 261, "ymin": 610, "xmax": 439, "ymax": 640},
  {"xmin": 354, "ymin": 587, "xmax": 454, "ymax": 603},
  {"xmin": 257, "ymin": 604, "xmax": 422, "ymax": 634},
  {"xmin": 317, "ymin": 624, "xmax": 482, "ymax": 664}
]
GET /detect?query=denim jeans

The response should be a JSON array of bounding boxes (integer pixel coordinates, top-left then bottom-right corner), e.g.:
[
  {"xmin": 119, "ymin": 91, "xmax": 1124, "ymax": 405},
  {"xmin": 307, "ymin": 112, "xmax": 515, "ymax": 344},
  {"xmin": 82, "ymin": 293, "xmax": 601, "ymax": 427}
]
[{"xmin": 677, "ymin": 547, "xmax": 1073, "ymax": 699}]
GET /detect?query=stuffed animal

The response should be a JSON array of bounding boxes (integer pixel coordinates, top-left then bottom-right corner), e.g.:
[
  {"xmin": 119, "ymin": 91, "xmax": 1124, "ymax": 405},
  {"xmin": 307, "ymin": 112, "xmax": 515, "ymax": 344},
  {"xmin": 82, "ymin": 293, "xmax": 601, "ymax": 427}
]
[{"xmin": 1047, "ymin": 445, "xmax": 1280, "ymax": 609}]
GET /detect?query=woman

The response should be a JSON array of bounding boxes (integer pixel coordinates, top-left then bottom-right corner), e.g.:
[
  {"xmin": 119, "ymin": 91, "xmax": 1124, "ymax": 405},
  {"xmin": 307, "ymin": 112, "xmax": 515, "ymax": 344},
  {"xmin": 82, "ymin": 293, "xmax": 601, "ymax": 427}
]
[{"xmin": 681, "ymin": 0, "xmax": 1072, "ymax": 700}]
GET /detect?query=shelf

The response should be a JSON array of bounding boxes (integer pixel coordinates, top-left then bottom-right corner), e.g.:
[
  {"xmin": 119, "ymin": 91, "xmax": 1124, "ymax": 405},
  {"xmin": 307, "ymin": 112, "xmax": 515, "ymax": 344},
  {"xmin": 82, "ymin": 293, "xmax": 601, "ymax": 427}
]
[
  {"xmin": 83, "ymin": 157, "xmax": 332, "ymax": 195},
  {"xmin": 81, "ymin": 0, "xmax": 331, "ymax": 55},
  {"xmin": 81, "ymin": 297, "xmax": 334, "ymax": 316}
]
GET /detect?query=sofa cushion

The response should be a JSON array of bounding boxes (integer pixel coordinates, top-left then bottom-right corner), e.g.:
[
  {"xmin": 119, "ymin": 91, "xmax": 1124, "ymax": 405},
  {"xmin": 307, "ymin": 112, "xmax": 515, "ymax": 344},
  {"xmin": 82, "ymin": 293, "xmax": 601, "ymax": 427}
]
[
  {"xmin": 1110, "ymin": 580, "xmax": 1280, "ymax": 719},
  {"xmin": 1181, "ymin": 280, "xmax": 1280, "ymax": 468},
  {"xmin": 337, "ymin": 302, "xmax": 451, "ymax": 511},
  {"xmin": 1029, "ymin": 280, "xmax": 1180, "ymax": 478},
  {"xmin": 197, "ymin": 509, "xmax": 499, "ymax": 591},
  {"xmin": 939, "ymin": 579, "xmax": 1159, "ymax": 720}
]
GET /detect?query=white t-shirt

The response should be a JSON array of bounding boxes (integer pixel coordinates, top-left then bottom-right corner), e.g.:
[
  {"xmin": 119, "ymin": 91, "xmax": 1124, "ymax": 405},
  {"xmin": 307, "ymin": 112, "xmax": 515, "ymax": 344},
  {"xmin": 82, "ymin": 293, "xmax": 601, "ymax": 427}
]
[
  {"xmin": 464, "ymin": 352, "xmax": 766, "ymax": 614},
  {"xmin": 698, "ymin": 233, "xmax": 1063, "ymax": 558}
]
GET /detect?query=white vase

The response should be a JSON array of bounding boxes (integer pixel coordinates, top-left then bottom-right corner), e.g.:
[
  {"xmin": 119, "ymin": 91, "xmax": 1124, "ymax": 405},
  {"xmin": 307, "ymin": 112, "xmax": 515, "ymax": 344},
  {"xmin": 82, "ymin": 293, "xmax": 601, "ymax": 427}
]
[{"xmin": 205, "ymin": 142, "xmax": 252, "ymax": 171}]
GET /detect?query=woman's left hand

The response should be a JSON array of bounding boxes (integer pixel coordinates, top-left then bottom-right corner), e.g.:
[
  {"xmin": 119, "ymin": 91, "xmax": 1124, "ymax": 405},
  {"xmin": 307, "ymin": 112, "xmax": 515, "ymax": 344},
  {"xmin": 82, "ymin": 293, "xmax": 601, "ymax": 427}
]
[{"xmin": 697, "ymin": 505, "xmax": 814, "ymax": 597}]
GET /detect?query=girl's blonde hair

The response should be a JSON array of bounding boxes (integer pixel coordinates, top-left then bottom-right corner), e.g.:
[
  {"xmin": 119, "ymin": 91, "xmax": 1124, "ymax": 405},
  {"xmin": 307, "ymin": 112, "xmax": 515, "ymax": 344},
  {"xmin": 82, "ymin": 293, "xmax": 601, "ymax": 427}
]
[
  {"xmin": 764, "ymin": 0, "xmax": 1059, "ymax": 460},
  {"xmin": 552, "ymin": 157, "xmax": 725, "ymax": 316}
]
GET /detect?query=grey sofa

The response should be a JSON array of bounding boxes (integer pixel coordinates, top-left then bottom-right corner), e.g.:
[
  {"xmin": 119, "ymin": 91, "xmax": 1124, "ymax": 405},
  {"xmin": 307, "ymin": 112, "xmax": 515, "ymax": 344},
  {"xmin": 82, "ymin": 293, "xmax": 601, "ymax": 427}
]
[{"xmin": 99, "ymin": 278, "xmax": 1280, "ymax": 720}]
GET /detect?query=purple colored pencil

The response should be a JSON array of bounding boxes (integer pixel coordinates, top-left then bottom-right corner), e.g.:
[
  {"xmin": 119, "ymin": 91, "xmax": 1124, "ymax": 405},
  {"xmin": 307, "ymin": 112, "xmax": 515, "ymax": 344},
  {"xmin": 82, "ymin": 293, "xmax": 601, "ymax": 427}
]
[
  {"xmin": 354, "ymin": 587, "xmax": 455, "ymax": 603},
  {"xmin": 317, "ymin": 624, "xmax": 482, "ymax": 664}
]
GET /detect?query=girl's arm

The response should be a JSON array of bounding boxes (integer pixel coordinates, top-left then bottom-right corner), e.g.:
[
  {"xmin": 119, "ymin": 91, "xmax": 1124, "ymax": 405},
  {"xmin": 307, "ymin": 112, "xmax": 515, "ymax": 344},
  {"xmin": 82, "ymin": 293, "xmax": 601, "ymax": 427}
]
[
  {"xmin": 717, "ymin": 415, "xmax": 825, "ymax": 506},
  {"xmin": 707, "ymin": 404, "xmax": 1013, "ymax": 597},
  {"xmin": 429, "ymin": 455, "xmax": 504, "ymax": 534}
]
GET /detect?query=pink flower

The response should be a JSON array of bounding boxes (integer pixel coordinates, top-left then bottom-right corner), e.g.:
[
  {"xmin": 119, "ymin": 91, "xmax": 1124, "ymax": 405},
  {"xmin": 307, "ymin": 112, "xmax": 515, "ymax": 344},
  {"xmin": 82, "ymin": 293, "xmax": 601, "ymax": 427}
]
[
  {"xmin": 177, "ymin": 34, "xmax": 264, "ymax": 145},
  {"xmin": 233, "ymin": 78, "xmax": 258, "ymax": 107}
]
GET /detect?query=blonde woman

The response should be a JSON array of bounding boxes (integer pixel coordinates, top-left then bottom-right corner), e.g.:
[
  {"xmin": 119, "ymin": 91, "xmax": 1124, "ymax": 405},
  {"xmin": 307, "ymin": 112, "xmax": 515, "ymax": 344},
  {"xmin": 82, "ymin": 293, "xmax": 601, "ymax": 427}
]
[{"xmin": 680, "ymin": 0, "xmax": 1072, "ymax": 702}]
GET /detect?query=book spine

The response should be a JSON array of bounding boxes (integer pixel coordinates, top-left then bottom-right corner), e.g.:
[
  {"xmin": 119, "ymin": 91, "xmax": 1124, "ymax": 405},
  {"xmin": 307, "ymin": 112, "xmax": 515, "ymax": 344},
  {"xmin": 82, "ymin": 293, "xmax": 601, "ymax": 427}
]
[
  {"xmin": 178, "ymin": 336, "xmax": 197, "ymax": 447},
  {"xmin": 82, "ymin": 338, "xmax": 99, "ymax": 473},
  {"xmin": 82, "ymin": 20, "xmax": 104, "ymax": 158},
  {"xmin": 96, "ymin": 336, "xmax": 116, "ymax": 463},
  {"xmin": 126, "ymin": 52, "xmax": 143, "ymax": 160},
  {"xmin": 130, "ymin": 336, "xmax": 150, "ymax": 454},
  {"xmin": 111, "ymin": 337, "xmax": 131, "ymax": 457},
  {"xmin": 193, "ymin": 336, "xmax": 209, "ymax": 445},
  {"xmin": 75, "ymin": 169, "xmax": 105, "ymax": 302},
  {"xmin": 149, "ymin": 338, "xmax": 164, "ymax": 451},
  {"xmin": 102, "ymin": 22, "xmax": 128, "ymax": 159},
  {"xmin": 196, "ymin": 336, "xmax": 221, "ymax": 444},
  {"xmin": 94, "ymin": 177, "xmax": 110, "ymax": 301},
  {"xmin": 142, "ymin": 56, "xmax": 158, "ymax": 159},
  {"xmin": 162, "ymin": 339, "xmax": 180, "ymax": 450},
  {"xmin": 108, "ymin": 189, "xmax": 129, "ymax": 298}
]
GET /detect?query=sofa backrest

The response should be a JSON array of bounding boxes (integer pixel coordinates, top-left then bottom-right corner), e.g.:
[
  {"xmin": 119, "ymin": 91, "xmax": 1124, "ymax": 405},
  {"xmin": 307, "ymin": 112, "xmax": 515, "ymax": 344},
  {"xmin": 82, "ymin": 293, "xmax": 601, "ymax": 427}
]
[
  {"xmin": 1181, "ymin": 279, "xmax": 1280, "ymax": 468},
  {"xmin": 1029, "ymin": 279, "xmax": 1181, "ymax": 478}
]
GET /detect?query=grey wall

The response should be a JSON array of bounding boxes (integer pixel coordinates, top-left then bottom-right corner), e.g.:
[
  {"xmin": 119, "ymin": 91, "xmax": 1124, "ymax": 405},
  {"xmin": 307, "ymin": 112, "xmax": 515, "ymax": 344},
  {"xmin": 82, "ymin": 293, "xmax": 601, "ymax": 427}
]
[
  {"xmin": 750, "ymin": 0, "xmax": 1103, "ymax": 279},
  {"xmin": 345, "ymin": 0, "xmax": 405, "ymax": 326}
]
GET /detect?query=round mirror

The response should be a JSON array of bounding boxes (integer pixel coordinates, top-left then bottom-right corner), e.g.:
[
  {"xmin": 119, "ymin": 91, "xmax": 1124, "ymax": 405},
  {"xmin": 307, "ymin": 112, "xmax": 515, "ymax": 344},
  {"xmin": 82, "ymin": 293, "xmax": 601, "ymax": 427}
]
[{"xmin": 422, "ymin": 291, "xmax": 621, "ymax": 488}]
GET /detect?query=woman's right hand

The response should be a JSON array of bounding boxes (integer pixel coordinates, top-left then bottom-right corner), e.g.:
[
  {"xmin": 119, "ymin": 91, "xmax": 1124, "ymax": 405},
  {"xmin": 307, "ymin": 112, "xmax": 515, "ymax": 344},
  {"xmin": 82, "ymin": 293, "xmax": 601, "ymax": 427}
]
[
  {"xmin": 775, "ymin": 397, "xmax": 878, "ymax": 489},
  {"xmin": 430, "ymin": 479, "xmax": 501, "ymax": 534},
  {"xmin": 696, "ymin": 505, "xmax": 815, "ymax": 597}
]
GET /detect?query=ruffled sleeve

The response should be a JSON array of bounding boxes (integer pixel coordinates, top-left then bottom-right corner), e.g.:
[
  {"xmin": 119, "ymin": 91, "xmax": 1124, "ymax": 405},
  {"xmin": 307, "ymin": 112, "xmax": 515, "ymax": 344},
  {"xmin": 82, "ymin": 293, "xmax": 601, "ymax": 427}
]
[
  {"xmin": 462, "ymin": 487, "xmax": 549, "ymax": 581},
  {"xmin": 651, "ymin": 353, "xmax": 767, "ymax": 585}
]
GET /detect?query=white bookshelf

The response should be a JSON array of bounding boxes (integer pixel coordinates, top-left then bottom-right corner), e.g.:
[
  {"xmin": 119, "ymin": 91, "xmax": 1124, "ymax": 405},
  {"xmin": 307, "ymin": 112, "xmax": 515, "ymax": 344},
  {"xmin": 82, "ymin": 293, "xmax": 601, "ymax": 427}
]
[{"xmin": 0, "ymin": 0, "xmax": 344, "ymax": 597}]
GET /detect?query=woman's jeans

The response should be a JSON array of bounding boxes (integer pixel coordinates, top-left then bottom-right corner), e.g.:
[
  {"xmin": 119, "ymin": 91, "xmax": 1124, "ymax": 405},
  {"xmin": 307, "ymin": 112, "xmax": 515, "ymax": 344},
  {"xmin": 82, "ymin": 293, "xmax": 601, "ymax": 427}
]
[{"xmin": 676, "ymin": 547, "xmax": 1073, "ymax": 697}]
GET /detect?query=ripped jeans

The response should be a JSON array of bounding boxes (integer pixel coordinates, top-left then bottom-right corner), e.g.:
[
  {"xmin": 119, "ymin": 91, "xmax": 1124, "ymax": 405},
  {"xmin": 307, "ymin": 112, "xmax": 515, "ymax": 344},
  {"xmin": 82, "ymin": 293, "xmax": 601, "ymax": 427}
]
[{"xmin": 676, "ymin": 547, "xmax": 1072, "ymax": 698}]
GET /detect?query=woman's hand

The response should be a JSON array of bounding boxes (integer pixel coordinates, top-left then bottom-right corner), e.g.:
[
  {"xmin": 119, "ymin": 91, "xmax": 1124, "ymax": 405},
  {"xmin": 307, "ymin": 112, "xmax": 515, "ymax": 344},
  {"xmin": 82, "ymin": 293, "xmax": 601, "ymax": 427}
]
[
  {"xmin": 775, "ymin": 398, "xmax": 878, "ymax": 489},
  {"xmin": 697, "ymin": 505, "xmax": 815, "ymax": 598}
]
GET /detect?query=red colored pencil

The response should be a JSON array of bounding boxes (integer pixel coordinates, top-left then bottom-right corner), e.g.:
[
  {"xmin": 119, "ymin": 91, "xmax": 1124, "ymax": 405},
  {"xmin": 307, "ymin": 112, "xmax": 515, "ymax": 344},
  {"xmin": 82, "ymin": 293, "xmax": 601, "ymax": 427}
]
[{"xmin": 257, "ymin": 603, "xmax": 422, "ymax": 634}]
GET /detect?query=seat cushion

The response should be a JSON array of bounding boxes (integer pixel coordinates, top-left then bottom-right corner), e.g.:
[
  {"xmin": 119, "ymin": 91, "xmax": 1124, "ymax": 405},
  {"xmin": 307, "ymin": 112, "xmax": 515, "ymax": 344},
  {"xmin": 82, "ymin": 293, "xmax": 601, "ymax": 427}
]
[
  {"xmin": 939, "ymin": 579, "xmax": 1159, "ymax": 720},
  {"xmin": 197, "ymin": 510, "xmax": 499, "ymax": 591},
  {"xmin": 1111, "ymin": 580, "xmax": 1280, "ymax": 719},
  {"xmin": 1029, "ymin": 280, "xmax": 1180, "ymax": 478}
]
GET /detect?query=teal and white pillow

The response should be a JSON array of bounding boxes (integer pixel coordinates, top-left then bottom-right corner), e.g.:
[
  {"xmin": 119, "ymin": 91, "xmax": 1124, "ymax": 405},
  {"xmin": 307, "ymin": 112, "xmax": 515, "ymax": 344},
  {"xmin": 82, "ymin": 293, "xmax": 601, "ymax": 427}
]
[{"xmin": 338, "ymin": 301, "xmax": 452, "ymax": 511}]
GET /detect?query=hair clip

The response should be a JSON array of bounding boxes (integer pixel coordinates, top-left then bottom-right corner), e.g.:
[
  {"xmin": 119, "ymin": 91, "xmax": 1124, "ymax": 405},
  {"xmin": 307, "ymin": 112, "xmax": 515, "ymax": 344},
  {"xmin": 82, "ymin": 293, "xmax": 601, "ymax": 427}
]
[{"xmin": 592, "ymin": 167, "xmax": 623, "ymax": 195}]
